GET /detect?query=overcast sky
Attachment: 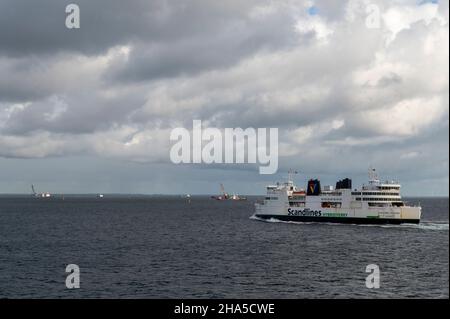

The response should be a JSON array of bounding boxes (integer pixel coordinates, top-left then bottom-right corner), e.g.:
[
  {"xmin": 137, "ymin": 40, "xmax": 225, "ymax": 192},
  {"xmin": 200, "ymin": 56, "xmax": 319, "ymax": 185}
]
[{"xmin": 0, "ymin": 0, "xmax": 448, "ymax": 196}]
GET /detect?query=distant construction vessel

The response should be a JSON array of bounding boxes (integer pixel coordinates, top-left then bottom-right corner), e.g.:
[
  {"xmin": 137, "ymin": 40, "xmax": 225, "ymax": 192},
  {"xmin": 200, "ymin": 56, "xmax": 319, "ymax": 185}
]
[
  {"xmin": 211, "ymin": 184, "xmax": 247, "ymax": 201},
  {"xmin": 31, "ymin": 185, "xmax": 51, "ymax": 198}
]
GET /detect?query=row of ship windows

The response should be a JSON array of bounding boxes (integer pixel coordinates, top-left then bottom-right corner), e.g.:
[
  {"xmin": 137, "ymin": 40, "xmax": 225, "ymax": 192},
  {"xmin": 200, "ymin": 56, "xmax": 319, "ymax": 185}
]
[
  {"xmin": 356, "ymin": 198, "xmax": 402, "ymax": 201},
  {"xmin": 273, "ymin": 195, "xmax": 401, "ymax": 201},
  {"xmin": 290, "ymin": 201, "xmax": 404, "ymax": 207},
  {"xmin": 293, "ymin": 192, "xmax": 400, "ymax": 197},
  {"xmin": 352, "ymin": 192, "xmax": 400, "ymax": 196},
  {"xmin": 289, "ymin": 202, "xmax": 342, "ymax": 208}
]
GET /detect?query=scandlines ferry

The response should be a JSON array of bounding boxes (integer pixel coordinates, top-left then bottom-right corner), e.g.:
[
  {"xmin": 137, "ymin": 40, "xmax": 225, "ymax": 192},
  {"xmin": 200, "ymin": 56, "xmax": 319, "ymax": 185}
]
[{"xmin": 253, "ymin": 169, "xmax": 421, "ymax": 225}]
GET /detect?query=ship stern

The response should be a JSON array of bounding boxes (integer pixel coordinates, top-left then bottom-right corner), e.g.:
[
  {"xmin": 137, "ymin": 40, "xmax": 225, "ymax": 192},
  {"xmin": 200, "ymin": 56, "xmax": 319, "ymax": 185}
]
[{"xmin": 401, "ymin": 206, "xmax": 421, "ymax": 224}]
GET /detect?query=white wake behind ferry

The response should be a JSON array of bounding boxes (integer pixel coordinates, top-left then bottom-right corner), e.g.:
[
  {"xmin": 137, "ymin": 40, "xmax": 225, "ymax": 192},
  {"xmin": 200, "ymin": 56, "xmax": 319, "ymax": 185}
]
[{"xmin": 254, "ymin": 169, "xmax": 421, "ymax": 225}]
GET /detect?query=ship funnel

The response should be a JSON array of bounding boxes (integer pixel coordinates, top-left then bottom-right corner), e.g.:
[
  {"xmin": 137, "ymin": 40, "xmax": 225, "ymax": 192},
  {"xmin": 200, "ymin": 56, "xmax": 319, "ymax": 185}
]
[
  {"xmin": 336, "ymin": 178, "xmax": 352, "ymax": 189},
  {"xmin": 307, "ymin": 179, "xmax": 321, "ymax": 196}
]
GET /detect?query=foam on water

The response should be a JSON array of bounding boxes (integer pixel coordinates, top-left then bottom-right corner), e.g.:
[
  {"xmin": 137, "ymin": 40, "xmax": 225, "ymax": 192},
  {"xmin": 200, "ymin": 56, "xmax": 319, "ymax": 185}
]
[
  {"xmin": 390, "ymin": 221, "xmax": 448, "ymax": 231},
  {"xmin": 250, "ymin": 214, "xmax": 349, "ymax": 226},
  {"xmin": 357, "ymin": 221, "xmax": 449, "ymax": 231}
]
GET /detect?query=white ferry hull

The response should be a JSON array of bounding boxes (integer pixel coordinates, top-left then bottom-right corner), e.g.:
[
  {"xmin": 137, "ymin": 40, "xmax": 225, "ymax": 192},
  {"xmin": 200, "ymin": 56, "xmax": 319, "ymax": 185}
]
[{"xmin": 254, "ymin": 205, "xmax": 421, "ymax": 225}]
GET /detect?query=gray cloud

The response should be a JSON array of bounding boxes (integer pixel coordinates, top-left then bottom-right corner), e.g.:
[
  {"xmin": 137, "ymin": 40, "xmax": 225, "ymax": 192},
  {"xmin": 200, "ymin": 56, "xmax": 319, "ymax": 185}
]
[{"xmin": 0, "ymin": 0, "xmax": 448, "ymax": 195}]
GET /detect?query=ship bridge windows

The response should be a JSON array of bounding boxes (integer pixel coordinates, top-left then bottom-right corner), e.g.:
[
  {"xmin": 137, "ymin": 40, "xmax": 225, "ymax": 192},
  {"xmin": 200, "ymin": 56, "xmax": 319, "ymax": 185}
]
[
  {"xmin": 379, "ymin": 186, "xmax": 400, "ymax": 190},
  {"xmin": 265, "ymin": 196, "xmax": 279, "ymax": 201}
]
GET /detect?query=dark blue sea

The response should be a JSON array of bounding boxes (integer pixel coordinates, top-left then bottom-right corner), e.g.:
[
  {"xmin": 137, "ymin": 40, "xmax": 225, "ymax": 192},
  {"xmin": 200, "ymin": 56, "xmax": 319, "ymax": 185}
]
[{"xmin": 0, "ymin": 196, "xmax": 448, "ymax": 298}]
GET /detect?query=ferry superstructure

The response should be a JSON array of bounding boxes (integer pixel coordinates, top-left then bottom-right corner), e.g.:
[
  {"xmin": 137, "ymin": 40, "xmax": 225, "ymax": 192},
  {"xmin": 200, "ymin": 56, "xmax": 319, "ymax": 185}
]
[{"xmin": 254, "ymin": 169, "xmax": 421, "ymax": 224}]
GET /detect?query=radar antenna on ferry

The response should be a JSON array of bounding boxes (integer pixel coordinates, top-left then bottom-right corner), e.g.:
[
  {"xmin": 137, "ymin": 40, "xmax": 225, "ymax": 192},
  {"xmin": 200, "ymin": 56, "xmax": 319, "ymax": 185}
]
[
  {"xmin": 288, "ymin": 169, "xmax": 298, "ymax": 182},
  {"xmin": 368, "ymin": 167, "xmax": 379, "ymax": 183}
]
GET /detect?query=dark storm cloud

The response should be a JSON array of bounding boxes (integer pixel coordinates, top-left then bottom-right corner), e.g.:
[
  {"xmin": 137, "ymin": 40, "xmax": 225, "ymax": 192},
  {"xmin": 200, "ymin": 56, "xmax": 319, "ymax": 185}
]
[
  {"xmin": 0, "ymin": 82, "xmax": 46, "ymax": 103},
  {"xmin": 107, "ymin": 7, "xmax": 299, "ymax": 82},
  {"xmin": 0, "ymin": 55, "xmax": 59, "ymax": 103},
  {"xmin": 0, "ymin": 0, "xmax": 300, "ymax": 101},
  {"xmin": 0, "ymin": 0, "xmax": 165, "ymax": 56},
  {"xmin": 0, "ymin": 0, "xmax": 291, "ymax": 63}
]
